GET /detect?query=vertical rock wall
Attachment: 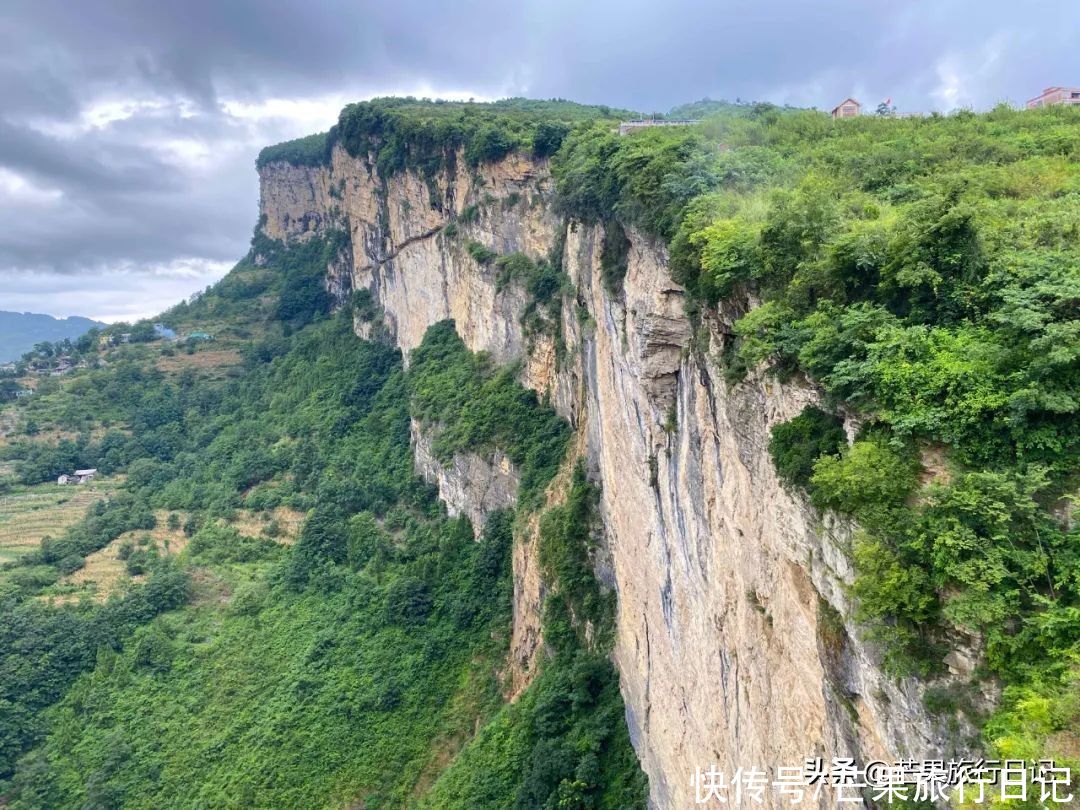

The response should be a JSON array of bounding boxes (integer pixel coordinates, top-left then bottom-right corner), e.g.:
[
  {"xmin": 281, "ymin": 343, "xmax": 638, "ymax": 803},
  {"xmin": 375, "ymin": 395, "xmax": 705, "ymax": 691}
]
[{"xmin": 258, "ymin": 148, "xmax": 973, "ymax": 808}]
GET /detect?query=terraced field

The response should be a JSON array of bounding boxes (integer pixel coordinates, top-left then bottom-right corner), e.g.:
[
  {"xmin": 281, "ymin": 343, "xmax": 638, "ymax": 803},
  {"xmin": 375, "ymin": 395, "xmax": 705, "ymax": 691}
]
[
  {"xmin": 0, "ymin": 479, "xmax": 116, "ymax": 566},
  {"xmin": 44, "ymin": 506, "xmax": 304, "ymax": 604},
  {"xmin": 45, "ymin": 507, "xmax": 187, "ymax": 603}
]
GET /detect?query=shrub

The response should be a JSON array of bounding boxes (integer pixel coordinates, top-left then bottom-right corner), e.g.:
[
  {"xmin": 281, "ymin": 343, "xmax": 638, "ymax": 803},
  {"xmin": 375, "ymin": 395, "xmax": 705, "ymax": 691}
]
[
  {"xmin": 768, "ymin": 405, "xmax": 846, "ymax": 490},
  {"xmin": 494, "ymin": 252, "xmax": 566, "ymax": 305},
  {"xmin": 464, "ymin": 125, "xmax": 515, "ymax": 166},
  {"xmin": 384, "ymin": 575, "xmax": 432, "ymax": 625},
  {"xmin": 599, "ymin": 220, "xmax": 631, "ymax": 296},
  {"xmin": 188, "ymin": 523, "xmax": 281, "ymax": 565},
  {"xmin": 271, "ymin": 232, "xmax": 347, "ymax": 327},
  {"xmin": 407, "ymin": 321, "xmax": 571, "ymax": 508},
  {"xmin": 532, "ymin": 121, "xmax": 571, "ymax": 158},
  {"xmin": 458, "ymin": 204, "xmax": 480, "ymax": 224},
  {"xmin": 809, "ymin": 435, "xmax": 918, "ymax": 519},
  {"xmin": 693, "ymin": 217, "xmax": 760, "ymax": 301},
  {"xmin": 537, "ymin": 464, "xmax": 613, "ymax": 651},
  {"xmin": 351, "ymin": 288, "xmax": 379, "ymax": 322},
  {"xmin": 335, "ymin": 97, "xmax": 627, "ymax": 179},
  {"xmin": 346, "ymin": 512, "xmax": 389, "ymax": 570},
  {"xmin": 256, "ymin": 132, "xmax": 332, "ymax": 169},
  {"xmin": 465, "ymin": 240, "xmax": 498, "ymax": 265}
]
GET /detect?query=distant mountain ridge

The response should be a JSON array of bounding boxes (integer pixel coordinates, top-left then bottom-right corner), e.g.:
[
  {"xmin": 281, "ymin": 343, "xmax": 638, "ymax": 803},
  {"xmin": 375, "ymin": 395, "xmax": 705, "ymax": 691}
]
[{"xmin": 0, "ymin": 311, "xmax": 104, "ymax": 363}]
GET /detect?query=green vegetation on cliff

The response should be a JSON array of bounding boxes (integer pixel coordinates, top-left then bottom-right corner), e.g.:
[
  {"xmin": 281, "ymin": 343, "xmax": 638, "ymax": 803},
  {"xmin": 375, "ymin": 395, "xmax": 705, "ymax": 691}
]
[
  {"xmin": 255, "ymin": 131, "xmax": 334, "ymax": 169},
  {"xmin": 0, "ymin": 212, "xmax": 644, "ymax": 806},
  {"xmin": 423, "ymin": 466, "xmax": 647, "ymax": 810},
  {"xmin": 258, "ymin": 97, "xmax": 632, "ymax": 180},
  {"xmin": 4, "ymin": 94, "xmax": 1078, "ymax": 805},
  {"xmin": 407, "ymin": 320, "xmax": 570, "ymax": 508},
  {"xmin": 551, "ymin": 102, "xmax": 1079, "ymax": 772}
]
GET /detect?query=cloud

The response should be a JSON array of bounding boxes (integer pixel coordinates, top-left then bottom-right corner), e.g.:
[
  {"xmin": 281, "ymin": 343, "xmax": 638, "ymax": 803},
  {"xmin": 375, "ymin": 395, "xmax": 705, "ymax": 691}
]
[
  {"xmin": 930, "ymin": 33, "xmax": 1011, "ymax": 111},
  {"xmin": 1, "ymin": 0, "xmax": 1078, "ymax": 318},
  {"xmin": 0, "ymin": 261, "xmax": 232, "ymax": 323}
]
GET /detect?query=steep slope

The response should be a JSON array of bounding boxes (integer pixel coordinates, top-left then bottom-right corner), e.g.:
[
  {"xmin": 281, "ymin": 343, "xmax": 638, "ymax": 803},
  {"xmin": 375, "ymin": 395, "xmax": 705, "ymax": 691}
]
[
  {"xmin": 3, "ymin": 98, "xmax": 1075, "ymax": 809},
  {"xmin": 252, "ymin": 109, "xmax": 1053, "ymax": 805},
  {"xmin": 0, "ymin": 291, "xmax": 645, "ymax": 809}
]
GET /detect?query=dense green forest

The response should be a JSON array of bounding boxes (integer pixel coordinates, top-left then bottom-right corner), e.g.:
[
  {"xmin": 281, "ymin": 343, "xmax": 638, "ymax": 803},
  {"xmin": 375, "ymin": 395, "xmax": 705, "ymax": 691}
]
[
  {"xmin": 0, "ymin": 223, "xmax": 645, "ymax": 806},
  {"xmin": 261, "ymin": 94, "xmax": 1079, "ymax": 782},
  {"xmin": 257, "ymin": 96, "xmax": 632, "ymax": 180},
  {"xmin": 1, "ymin": 96, "xmax": 1077, "ymax": 806},
  {"xmin": 548, "ymin": 102, "xmax": 1080, "ymax": 770}
]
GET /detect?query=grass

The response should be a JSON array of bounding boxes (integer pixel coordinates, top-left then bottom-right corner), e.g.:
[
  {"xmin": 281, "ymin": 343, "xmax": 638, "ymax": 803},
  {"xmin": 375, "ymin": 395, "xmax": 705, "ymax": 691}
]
[
  {"xmin": 156, "ymin": 348, "xmax": 243, "ymax": 376},
  {"xmin": 0, "ymin": 479, "xmax": 117, "ymax": 567},
  {"xmin": 0, "ymin": 408, "xmax": 17, "ymax": 446},
  {"xmin": 226, "ymin": 506, "xmax": 306, "ymax": 544},
  {"xmin": 7, "ymin": 424, "xmax": 113, "ymax": 446},
  {"xmin": 44, "ymin": 508, "xmax": 189, "ymax": 604},
  {"xmin": 42, "ymin": 507, "xmax": 305, "ymax": 604}
]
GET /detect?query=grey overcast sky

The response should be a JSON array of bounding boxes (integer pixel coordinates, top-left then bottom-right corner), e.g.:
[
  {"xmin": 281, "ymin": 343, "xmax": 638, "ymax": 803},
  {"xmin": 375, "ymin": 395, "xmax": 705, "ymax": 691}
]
[{"xmin": 0, "ymin": 0, "xmax": 1077, "ymax": 321}]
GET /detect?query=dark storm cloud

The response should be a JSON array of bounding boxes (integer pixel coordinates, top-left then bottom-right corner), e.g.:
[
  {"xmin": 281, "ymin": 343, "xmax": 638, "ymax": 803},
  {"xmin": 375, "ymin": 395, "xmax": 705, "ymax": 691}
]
[
  {"xmin": 1, "ymin": 0, "xmax": 1077, "ymax": 319},
  {"xmin": 0, "ymin": 118, "xmax": 179, "ymax": 194}
]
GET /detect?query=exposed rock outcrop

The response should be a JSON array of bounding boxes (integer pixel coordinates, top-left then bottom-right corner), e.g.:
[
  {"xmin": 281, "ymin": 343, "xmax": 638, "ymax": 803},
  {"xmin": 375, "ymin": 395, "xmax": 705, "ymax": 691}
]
[
  {"xmin": 258, "ymin": 147, "xmax": 976, "ymax": 808},
  {"xmin": 410, "ymin": 419, "xmax": 519, "ymax": 538}
]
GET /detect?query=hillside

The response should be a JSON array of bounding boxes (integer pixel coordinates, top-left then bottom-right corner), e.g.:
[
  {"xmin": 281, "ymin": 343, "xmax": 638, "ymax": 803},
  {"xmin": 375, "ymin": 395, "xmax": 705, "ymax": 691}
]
[
  {"xmin": 0, "ymin": 312, "xmax": 104, "ymax": 363},
  {"xmin": 0, "ymin": 97, "xmax": 1076, "ymax": 808}
]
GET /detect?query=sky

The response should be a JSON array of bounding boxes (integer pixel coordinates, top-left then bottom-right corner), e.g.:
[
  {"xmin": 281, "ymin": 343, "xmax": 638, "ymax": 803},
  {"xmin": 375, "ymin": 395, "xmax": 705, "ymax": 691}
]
[{"xmin": 0, "ymin": 0, "xmax": 1076, "ymax": 322}]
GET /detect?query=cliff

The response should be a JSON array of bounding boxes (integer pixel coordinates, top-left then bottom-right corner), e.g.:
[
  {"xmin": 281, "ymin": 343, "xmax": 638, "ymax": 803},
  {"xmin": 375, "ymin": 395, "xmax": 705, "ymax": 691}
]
[{"xmin": 257, "ymin": 146, "xmax": 975, "ymax": 808}]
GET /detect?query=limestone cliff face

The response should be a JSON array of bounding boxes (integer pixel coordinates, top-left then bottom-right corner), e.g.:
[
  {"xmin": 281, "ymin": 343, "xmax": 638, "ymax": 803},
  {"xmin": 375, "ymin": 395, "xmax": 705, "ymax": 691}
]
[
  {"xmin": 259, "ymin": 148, "xmax": 975, "ymax": 808},
  {"xmin": 411, "ymin": 418, "xmax": 519, "ymax": 539},
  {"xmin": 259, "ymin": 161, "xmax": 343, "ymax": 242}
]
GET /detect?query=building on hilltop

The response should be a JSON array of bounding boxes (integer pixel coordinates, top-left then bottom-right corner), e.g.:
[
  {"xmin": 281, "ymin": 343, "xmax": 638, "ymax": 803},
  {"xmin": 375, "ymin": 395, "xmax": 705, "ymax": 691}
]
[
  {"xmin": 1026, "ymin": 87, "xmax": 1080, "ymax": 109},
  {"xmin": 831, "ymin": 98, "xmax": 861, "ymax": 118},
  {"xmin": 58, "ymin": 468, "xmax": 98, "ymax": 485}
]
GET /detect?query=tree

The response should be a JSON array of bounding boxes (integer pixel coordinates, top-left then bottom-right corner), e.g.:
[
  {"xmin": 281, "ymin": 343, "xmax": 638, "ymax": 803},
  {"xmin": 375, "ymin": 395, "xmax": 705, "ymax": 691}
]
[
  {"xmin": 768, "ymin": 406, "xmax": 847, "ymax": 489},
  {"xmin": 693, "ymin": 218, "xmax": 760, "ymax": 301},
  {"xmin": 0, "ymin": 380, "xmax": 21, "ymax": 402},
  {"xmin": 129, "ymin": 321, "xmax": 157, "ymax": 343},
  {"xmin": 384, "ymin": 575, "xmax": 432, "ymax": 625},
  {"xmin": 532, "ymin": 121, "xmax": 570, "ymax": 158},
  {"xmin": 287, "ymin": 505, "xmax": 349, "ymax": 587},
  {"xmin": 75, "ymin": 329, "xmax": 101, "ymax": 354},
  {"xmin": 809, "ymin": 436, "xmax": 917, "ymax": 520}
]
